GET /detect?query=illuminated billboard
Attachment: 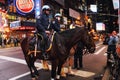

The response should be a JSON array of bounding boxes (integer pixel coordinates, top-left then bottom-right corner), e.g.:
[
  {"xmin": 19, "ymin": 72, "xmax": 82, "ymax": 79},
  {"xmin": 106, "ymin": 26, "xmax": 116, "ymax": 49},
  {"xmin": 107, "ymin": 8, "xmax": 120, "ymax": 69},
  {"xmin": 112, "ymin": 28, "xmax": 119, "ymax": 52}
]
[
  {"xmin": 90, "ymin": 4, "xmax": 97, "ymax": 12},
  {"xmin": 96, "ymin": 22, "xmax": 105, "ymax": 31},
  {"xmin": 14, "ymin": 0, "xmax": 35, "ymax": 15},
  {"xmin": 112, "ymin": 0, "xmax": 119, "ymax": 9}
]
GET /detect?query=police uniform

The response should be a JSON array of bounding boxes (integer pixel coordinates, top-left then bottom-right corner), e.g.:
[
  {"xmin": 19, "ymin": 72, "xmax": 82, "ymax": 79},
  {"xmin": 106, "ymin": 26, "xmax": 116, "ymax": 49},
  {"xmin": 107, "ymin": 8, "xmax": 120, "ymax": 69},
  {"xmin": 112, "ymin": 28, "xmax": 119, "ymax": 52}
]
[
  {"xmin": 51, "ymin": 19, "xmax": 61, "ymax": 32},
  {"xmin": 36, "ymin": 13, "xmax": 50, "ymax": 59},
  {"xmin": 36, "ymin": 13, "xmax": 49, "ymax": 38}
]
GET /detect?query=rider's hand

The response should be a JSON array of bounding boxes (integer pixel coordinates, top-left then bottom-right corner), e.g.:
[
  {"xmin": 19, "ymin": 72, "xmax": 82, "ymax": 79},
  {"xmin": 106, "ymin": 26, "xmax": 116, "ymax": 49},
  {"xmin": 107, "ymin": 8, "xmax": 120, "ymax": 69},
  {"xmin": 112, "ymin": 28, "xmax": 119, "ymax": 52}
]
[{"xmin": 45, "ymin": 30, "xmax": 50, "ymax": 34}]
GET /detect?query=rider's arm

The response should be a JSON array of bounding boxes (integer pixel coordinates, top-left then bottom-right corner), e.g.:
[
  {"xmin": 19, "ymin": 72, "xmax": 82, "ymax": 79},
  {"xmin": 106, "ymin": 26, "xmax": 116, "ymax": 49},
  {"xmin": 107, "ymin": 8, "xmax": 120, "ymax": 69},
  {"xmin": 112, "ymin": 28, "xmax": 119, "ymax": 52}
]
[
  {"xmin": 36, "ymin": 15, "xmax": 45, "ymax": 32},
  {"xmin": 52, "ymin": 20, "xmax": 60, "ymax": 32}
]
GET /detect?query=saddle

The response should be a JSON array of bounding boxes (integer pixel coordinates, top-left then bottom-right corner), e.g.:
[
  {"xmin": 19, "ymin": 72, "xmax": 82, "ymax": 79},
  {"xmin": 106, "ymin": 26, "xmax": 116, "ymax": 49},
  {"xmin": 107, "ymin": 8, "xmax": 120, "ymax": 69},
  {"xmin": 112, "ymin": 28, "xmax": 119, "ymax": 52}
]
[{"xmin": 28, "ymin": 31, "xmax": 56, "ymax": 56}]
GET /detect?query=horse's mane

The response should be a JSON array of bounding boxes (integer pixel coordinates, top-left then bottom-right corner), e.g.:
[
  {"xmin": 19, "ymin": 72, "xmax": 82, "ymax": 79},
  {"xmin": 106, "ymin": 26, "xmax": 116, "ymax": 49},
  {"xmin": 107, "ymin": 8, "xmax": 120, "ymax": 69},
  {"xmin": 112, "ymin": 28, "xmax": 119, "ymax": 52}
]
[
  {"xmin": 58, "ymin": 27, "xmax": 86, "ymax": 39},
  {"xmin": 54, "ymin": 27, "xmax": 88, "ymax": 50}
]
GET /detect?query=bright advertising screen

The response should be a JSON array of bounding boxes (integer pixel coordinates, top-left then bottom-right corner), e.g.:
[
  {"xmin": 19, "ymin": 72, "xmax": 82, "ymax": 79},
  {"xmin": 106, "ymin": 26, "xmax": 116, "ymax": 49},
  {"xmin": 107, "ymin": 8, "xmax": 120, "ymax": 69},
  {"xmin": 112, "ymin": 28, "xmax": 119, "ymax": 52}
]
[{"xmin": 96, "ymin": 23, "xmax": 105, "ymax": 31}]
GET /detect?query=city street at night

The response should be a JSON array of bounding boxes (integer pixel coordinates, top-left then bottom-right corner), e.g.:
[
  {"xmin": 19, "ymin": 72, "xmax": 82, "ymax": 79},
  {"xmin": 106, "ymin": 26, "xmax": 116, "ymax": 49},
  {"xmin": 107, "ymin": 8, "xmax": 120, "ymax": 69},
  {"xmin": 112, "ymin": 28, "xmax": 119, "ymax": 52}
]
[
  {"xmin": 0, "ymin": 42, "xmax": 109, "ymax": 80},
  {"xmin": 0, "ymin": 0, "xmax": 120, "ymax": 80}
]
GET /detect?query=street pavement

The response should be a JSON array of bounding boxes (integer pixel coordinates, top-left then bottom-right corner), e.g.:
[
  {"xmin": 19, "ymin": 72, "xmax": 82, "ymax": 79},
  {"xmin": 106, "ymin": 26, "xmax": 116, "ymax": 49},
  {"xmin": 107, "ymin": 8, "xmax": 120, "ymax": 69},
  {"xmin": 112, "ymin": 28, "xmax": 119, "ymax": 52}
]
[{"xmin": 0, "ymin": 41, "xmax": 109, "ymax": 80}]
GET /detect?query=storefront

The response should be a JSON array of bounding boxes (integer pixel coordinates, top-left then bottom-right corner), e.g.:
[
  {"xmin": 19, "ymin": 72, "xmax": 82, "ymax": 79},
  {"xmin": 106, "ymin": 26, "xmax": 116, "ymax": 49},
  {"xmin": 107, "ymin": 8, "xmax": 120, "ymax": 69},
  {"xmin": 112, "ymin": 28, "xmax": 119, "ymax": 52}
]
[{"xmin": 10, "ymin": 21, "xmax": 35, "ymax": 39}]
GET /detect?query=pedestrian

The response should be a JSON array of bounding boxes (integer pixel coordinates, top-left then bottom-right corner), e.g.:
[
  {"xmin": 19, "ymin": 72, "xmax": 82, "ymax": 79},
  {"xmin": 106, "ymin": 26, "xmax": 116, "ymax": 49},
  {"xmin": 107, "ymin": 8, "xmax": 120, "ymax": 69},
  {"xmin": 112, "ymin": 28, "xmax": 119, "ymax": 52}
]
[
  {"xmin": 13, "ymin": 37, "xmax": 18, "ymax": 47},
  {"xmin": 3, "ymin": 38, "xmax": 7, "ymax": 46},
  {"xmin": 51, "ymin": 13, "xmax": 62, "ymax": 32},
  {"xmin": 73, "ymin": 41, "xmax": 84, "ymax": 69},
  {"xmin": 107, "ymin": 30, "xmax": 119, "ymax": 64},
  {"xmin": 36, "ymin": 5, "xmax": 51, "ymax": 59}
]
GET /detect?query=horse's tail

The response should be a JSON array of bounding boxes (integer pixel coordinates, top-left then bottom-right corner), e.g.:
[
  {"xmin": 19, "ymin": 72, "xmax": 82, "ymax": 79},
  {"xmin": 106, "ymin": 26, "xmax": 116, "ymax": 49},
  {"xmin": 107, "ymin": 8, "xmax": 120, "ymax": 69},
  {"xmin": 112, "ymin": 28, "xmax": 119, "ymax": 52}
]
[{"xmin": 20, "ymin": 37, "xmax": 29, "ymax": 56}]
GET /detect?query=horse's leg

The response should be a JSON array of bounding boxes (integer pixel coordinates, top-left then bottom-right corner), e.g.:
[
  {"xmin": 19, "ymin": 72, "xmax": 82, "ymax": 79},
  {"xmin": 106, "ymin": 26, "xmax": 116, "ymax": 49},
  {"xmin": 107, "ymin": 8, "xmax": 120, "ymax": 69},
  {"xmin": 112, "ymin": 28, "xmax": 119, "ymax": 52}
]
[
  {"xmin": 61, "ymin": 63, "xmax": 66, "ymax": 77},
  {"xmin": 68, "ymin": 56, "xmax": 74, "ymax": 74},
  {"xmin": 61, "ymin": 57, "xmax": 74, "ymax": 77},
  {"xmin": 42, "ymin": 60, "xmax": 49, "ymax": 70},
  {"xmin": 25, "ymin": 56, "xmax": 36, "ymax": 78},
  {"xmin": 29, "ymin": 55, "xmax": 39, "ymax": 77},
  {"xmin": 61, "ymin": 58, "xmax": 69, "ymax": 77},
  {"xmin": 25, "ymin": 55, "xmax": 39, "ymax": 79},
  {"xmin": 32, "ymin": 60, "xmax": 39, "ymax": 77},
  {"xmin": 51, "ymin": 60, "xmax": 58, "ymax": 80},
  {"xmin": 57, "ymin": 60, "xmax": 66, "ymax": 79},
  {"xmin": 32, "ymin": 65, "xmax": 39, "ymax": 79}
]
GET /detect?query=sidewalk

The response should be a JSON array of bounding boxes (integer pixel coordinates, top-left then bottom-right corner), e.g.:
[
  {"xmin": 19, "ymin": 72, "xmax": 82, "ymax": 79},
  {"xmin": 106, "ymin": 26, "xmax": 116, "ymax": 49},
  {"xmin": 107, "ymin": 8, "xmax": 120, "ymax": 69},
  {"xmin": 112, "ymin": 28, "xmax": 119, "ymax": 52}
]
[{"xmin": 0, "ymin": 43, "xmax": 20, "ymax": 49}]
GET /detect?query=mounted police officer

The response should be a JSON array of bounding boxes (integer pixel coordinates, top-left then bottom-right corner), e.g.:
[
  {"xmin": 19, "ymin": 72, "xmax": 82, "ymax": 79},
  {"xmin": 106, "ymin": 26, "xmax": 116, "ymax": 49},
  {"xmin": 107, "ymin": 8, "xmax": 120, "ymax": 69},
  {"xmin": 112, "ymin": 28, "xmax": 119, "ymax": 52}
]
[
  {"xmin": 51, "ymin": 13, "xmax": 61, "ymax": 32},
  {"xmin": 36, "ymin": 5, "xmax": 51, "ymax": 59}
]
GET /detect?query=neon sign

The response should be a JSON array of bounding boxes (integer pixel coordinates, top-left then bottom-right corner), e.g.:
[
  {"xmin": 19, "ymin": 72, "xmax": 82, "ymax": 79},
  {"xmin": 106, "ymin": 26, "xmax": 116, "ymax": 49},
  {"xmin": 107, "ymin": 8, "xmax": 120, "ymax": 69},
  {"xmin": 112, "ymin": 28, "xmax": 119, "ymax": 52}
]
[
  {"xmin": 15, "ymin": 0, "xmax": 35, "ymax": 15},
  {"xmin": 35, "ymin": 0, "xmax": 41, "ymax": 18}
]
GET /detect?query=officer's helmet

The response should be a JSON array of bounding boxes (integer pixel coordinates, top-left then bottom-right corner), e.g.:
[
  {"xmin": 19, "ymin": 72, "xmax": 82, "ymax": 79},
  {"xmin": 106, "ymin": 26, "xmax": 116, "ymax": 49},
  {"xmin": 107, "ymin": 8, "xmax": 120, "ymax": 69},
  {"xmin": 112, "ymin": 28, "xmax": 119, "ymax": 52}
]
[
  {"xmin": 42, "ymin": 5, "xmax": 50, "ymax": 10},
  {"xmin": 55, "ymin": 13, "xmax": 61, "ymax": 17}
]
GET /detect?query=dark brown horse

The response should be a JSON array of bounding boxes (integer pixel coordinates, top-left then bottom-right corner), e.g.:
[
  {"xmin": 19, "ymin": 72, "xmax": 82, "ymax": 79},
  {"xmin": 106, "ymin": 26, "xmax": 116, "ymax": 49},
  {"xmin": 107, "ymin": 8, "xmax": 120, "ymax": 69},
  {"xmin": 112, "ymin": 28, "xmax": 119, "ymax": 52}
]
[{"xmin": 20, "ymin": 27, "xmax": 96, "ymax": 80}]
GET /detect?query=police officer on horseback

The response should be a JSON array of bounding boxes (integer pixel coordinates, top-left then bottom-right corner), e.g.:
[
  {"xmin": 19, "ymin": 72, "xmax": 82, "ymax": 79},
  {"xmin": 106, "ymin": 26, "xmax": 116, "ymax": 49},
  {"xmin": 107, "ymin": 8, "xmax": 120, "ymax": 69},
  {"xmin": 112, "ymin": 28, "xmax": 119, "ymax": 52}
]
[
  {"xmin": 51, "ymin": 13, "xmax": 62, "ymax": 32},
  {"xmin": 36, "ymin": 5, "xmax": 51, "ymax": 59}
]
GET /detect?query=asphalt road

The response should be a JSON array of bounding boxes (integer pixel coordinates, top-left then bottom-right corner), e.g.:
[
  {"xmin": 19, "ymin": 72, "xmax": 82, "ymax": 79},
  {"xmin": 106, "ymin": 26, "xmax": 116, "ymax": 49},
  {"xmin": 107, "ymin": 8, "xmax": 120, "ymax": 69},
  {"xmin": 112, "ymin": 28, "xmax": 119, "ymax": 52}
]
[{"xmin": 0, "ymin": 42, "xmax": 108, "ymax": 80}]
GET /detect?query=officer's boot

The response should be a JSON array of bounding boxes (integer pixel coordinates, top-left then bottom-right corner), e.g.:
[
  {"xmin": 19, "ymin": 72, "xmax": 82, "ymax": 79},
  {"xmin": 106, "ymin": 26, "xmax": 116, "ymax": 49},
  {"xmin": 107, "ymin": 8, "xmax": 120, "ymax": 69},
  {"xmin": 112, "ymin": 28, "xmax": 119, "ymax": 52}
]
[
  {"xmin": 42, "ymin": 52, "xmax": 48, "ymax": 60},
  {"xmin": 41, "ymin": 46, "xmax": 48, "ymax": 60},
  {"xmin": 42, "ymin": 42, "xmax": 49, "ymax": 60}
]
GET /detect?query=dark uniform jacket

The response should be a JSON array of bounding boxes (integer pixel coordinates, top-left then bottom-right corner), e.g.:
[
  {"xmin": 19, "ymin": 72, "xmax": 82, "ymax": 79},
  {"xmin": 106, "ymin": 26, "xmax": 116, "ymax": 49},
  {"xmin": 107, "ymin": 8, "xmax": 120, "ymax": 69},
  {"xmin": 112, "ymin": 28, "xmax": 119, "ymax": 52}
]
[
  {"xmin": 51, "ymin": 19, "xmax": 60, "ymax": 32},
  {"xmin": 36, "ymin": 13, "xmax": 49, "ymax": 33}
]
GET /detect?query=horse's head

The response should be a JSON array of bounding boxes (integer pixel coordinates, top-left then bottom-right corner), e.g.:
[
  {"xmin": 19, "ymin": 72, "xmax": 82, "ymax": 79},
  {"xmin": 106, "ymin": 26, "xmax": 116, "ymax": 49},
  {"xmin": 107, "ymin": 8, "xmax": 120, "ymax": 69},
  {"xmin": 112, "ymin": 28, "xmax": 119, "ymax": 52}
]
[
  {"xmin": 81, "ymin": 30, "xmax": 96, "ymax": 53},
  {"xmin": 58, "ymin": 27, "xmax": 96, "ymax": 53}
]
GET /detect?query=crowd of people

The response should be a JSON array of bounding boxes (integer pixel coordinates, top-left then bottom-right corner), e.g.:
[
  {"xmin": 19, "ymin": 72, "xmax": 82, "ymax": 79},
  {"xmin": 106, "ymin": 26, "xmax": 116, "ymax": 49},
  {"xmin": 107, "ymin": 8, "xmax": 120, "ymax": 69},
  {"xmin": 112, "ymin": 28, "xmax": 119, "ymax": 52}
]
[{"xmin": 0, "ymin": 37, "xmax": 20, "ymax": 48}]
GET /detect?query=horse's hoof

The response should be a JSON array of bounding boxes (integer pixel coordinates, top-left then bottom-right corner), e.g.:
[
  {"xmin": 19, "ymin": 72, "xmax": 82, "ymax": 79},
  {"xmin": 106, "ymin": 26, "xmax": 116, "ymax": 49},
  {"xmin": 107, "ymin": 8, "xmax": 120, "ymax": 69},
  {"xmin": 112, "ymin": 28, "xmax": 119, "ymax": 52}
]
[
  {"xmin": 32, "ymin": 77, "xmax": 36, "ymax": 80},
  {"xmin": 67, "ymin": 71, "xmax": 75, "ymax": 76},
  {"xmin": 56, "ymin": 75, "xmax": 60, "ymax": 79},
  {"xmin": 61, "ymin": 73, "xmax": 66, "ymax": 77},
  {"xmin": 32, "ymin": 76, "xmax": 39, "ymax": 80},
  {"xmin": 35, "ymin": 73, "xmax": 39, "ymax": 76},
  {"xmin": 51, "ymin": 78, "xmax": 55, "ymax": 80},
  {"xmin": 67, "ymin": 73, "xmax": 75, "ymax": 76},
  {"xmin": 35, "ymin": 76, "xmax": 39, "ymax": 79}
]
